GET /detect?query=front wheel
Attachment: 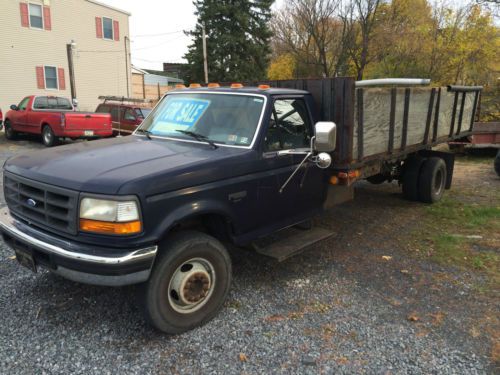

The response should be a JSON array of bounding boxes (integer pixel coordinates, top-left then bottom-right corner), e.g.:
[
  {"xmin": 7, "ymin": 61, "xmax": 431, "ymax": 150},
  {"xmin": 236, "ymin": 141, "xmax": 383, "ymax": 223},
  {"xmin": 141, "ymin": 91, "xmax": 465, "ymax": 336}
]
[
  {"xmin": 4, "ymin": 120, "xmax": 17, "ymax": 140},
  {"xmin": 42, "ymin": 125, "xmax": 58, "ymax": 147},
  {"xmin": 143, "ymin": 231, "xmax": 232, "ymax": 334}
]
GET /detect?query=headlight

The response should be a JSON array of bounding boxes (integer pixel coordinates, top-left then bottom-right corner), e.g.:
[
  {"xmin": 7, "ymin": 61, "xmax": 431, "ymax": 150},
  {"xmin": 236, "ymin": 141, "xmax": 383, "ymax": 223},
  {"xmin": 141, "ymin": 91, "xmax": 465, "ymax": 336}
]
[{"xmin": 79, "ymin": 198, "xmax": 142, "ymax": 235}]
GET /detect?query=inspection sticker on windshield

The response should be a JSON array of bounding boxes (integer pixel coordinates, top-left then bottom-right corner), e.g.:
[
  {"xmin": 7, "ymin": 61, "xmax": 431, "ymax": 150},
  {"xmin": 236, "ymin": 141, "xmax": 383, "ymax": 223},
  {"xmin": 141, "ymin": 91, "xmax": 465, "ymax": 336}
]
[{"xmin": 151, "ymin": 98, "xmax": 210, "ymax": 133}]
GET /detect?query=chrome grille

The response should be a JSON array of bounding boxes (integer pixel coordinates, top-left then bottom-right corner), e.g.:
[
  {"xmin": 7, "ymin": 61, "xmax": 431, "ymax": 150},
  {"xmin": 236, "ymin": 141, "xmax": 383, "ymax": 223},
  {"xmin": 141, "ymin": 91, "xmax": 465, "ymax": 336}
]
[{"xmin": 4, "ymin": 172, "xmax": 78, "ymax": 234}]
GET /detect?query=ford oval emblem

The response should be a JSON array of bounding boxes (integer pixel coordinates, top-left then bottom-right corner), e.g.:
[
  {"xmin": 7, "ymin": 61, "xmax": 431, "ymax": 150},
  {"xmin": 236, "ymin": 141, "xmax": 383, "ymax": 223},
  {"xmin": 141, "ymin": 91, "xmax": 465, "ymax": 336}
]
[{"xmin": 26, "ymin": 198, "xmax": 37, "ymax": 207}]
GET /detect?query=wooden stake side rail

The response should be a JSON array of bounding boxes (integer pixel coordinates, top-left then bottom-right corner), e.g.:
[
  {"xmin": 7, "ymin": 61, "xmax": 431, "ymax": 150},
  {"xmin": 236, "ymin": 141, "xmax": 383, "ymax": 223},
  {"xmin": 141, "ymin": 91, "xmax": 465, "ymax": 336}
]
[{"xmin": 240, "ymin": 78, "xmax": 481, "ymax": 172}]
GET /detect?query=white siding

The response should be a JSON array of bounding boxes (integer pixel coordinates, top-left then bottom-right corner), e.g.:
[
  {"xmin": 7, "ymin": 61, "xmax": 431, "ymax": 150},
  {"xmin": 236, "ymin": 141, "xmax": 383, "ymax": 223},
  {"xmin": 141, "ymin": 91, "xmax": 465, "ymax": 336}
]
[{"xmin": 0, "ymin": 0, "xmax": 131, "ymax": 112}]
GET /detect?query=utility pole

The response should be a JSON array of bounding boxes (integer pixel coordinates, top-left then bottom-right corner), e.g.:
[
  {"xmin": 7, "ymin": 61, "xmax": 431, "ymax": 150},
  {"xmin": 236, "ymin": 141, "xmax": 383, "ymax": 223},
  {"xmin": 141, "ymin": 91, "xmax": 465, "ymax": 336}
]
[
  {"xmin": 124, "ymin": 35, "xmax": 130, "ymax": 97},
  {"xmin": 202, "ymin": 24, "xmax": 208, "ymax": 84},
  {"xmin": 66, "ymin": 41, "xmax": 77, "ymax": 102}
]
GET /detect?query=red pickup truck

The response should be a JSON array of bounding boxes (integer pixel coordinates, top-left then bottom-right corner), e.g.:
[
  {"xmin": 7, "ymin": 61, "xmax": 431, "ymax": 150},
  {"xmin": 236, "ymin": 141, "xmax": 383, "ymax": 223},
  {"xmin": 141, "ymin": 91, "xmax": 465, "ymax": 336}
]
[{"xmin": 4, "ymin": 96, "xmax": 113, "ymax": 147}]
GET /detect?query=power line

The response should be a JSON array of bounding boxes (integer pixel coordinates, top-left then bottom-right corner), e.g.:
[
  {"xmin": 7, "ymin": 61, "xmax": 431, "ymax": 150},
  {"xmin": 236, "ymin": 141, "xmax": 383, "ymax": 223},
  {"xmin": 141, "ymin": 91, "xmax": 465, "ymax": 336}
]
[
  {"xmin": 131, "ymin": 35, "xmax": 188, "ymax": 51},
  {"xmin": 132, "ymin": 56, "xmax": 187, "ymax": 64},
  {"xmin": 77, "ymin": 50, "xmax": 124, "ymax": 53},
  {"xmin": 133, "ymin": 29, "xmax": 192, "ymax": 38}
]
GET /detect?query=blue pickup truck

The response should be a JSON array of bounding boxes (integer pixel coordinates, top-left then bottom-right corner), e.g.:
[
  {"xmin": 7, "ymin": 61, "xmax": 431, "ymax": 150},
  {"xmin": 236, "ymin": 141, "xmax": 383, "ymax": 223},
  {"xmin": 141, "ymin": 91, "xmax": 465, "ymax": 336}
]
[{"xmin": 0, "ymin": 78, "xmax": 481, "ymax": 333}]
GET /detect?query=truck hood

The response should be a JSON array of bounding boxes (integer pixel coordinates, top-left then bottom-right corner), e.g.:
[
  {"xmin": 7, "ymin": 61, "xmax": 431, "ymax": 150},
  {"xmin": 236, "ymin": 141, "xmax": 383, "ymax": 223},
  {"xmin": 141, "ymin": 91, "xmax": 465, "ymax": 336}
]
[{"xmin": 5, "ymin": 136, "xmax": 257, "ymax": 195}]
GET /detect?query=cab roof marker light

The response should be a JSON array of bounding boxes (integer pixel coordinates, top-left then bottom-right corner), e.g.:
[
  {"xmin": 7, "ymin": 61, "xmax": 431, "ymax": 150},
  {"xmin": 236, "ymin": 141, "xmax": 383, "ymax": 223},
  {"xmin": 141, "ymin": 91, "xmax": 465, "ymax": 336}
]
[
  {"xmin": 207, "ymin": 83, "xmax": 220, "ymax": 88},
  {"xmin": 230, "ymin": 83, "xmax": 244, "ymax": 89},
  {"xmin": 175, "ymin": 84, "xmax": 186, "ymax": 89},
  {"xmin": 189, "ymin": 83, "xmax": 202, "ymax": 88},
  {"xmin": 258, "ymin": 84, "xmax": 270, "ymax": 90}
]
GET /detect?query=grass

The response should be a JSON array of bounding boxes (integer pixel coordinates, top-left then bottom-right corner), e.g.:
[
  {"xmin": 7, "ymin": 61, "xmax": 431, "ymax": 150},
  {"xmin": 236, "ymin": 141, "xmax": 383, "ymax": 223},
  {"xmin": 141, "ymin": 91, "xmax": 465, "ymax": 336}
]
[
  {"xmin": 414, "ymin": 197, "xmax": 500, "ymax": 284},
  {"xmin": 426, "ymin": 197, "xmax": 500, "ymax": 231},
  {"xmin": 430, "ymin": 234, "xmax": 499, "ymax": 272},
  {"xmin": 456, "ymin": 155, "xmax": 495, "ymax": 165}
]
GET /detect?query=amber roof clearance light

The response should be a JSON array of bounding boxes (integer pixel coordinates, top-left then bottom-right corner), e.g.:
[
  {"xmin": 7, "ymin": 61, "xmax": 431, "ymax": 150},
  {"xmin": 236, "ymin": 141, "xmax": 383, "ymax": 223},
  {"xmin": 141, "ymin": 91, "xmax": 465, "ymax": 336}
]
[
  {"xmin": 230, "ymin": 83, "xmax": 244, "ymax": 89},
  {"xmin": 189, "ymin": 83, "xmax": 202, "ymax": 88}
]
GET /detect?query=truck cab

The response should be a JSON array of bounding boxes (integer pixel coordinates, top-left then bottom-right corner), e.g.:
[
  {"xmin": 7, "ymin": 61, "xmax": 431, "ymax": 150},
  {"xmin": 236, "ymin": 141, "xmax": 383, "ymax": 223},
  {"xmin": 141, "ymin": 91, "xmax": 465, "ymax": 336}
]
[{"xmin": 0, "ymin": 86, "xmax": 336, "ymax": 334}]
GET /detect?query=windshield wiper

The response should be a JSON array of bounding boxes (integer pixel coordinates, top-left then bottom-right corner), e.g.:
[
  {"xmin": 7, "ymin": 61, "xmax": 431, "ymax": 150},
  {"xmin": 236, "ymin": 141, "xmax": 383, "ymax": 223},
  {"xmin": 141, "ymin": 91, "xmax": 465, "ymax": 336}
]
[
  {"xmin": 136, "ymin": 128, "xmax": 152, "ymax": 139},
  {"xmin": 175, "ymin": 130, "xmax": 218, "ymax": 149}
]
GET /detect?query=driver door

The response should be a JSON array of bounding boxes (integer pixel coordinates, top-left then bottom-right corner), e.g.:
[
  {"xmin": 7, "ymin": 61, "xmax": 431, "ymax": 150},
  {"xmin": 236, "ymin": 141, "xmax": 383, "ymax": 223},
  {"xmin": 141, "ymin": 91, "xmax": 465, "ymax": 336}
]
[
  {"xmin": 10, "ymin": 97, "xmax": 31, "ymax": 131},
  {"xmin": 257, "ymin": 96, "xmax": 328, "ymax": 228}
]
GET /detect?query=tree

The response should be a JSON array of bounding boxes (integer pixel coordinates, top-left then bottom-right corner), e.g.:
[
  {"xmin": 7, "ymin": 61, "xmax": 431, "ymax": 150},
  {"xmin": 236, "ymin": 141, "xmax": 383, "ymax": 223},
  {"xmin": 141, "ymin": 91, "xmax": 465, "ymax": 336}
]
[
  {"xmin": 369, "ymin": 0, "xmax": 435, "ymax": 78},
  {"xmin": 271, "ymin": 0, "xmax": 349, "ymax": 78},
  {"xmin": 184, "ymin": 0, "xmax": 273, "ymax": 82},
  {"xmin": 267, "ymin": 53, "xmax": 296, "ymax": 79},
  {"xmin": 343, "ymin": 0, "xmax": 381, "ymax": 80}
]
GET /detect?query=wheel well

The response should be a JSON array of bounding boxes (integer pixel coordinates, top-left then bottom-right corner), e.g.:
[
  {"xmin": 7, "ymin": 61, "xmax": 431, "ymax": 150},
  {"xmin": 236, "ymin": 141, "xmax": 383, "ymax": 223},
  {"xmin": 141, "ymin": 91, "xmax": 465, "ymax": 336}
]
[{"xmin": 166, "ymin": 213, "xmax": 234, "ymax": 243}]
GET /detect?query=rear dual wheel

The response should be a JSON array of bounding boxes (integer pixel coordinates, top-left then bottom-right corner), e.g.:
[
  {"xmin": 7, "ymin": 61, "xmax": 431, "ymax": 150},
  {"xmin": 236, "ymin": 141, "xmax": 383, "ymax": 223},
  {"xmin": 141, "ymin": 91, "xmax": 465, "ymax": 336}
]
[
  {"xmin": 143, "ymin": 231, "xmax": 232, "ymax": 334},
  {"xmin": 402, "ymin": 156, "xmax": 447, "ymax": 203}
]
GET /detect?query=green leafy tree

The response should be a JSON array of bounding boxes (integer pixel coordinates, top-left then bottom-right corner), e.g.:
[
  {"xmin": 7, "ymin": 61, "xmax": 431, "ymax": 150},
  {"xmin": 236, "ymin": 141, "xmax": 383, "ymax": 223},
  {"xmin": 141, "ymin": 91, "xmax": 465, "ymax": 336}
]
[{"xmin": 184, "ymin": 0, "xmax": 274, "ymax": 83}]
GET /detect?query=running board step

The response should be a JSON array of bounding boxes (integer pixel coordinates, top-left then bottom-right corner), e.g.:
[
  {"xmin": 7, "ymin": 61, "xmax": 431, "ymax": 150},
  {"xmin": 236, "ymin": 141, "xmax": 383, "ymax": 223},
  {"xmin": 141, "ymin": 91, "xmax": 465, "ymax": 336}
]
[{"xmin": 252, "ymin": 227, "xmax": 335, "ymax": 262}]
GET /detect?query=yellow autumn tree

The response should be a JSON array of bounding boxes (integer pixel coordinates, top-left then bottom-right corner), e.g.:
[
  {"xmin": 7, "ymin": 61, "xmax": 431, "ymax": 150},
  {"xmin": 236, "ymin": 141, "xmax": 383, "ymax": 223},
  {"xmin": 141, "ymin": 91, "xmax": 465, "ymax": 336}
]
[{"xmin": 267, "ymin": 54, "xmax": 296, "ymax": 80}]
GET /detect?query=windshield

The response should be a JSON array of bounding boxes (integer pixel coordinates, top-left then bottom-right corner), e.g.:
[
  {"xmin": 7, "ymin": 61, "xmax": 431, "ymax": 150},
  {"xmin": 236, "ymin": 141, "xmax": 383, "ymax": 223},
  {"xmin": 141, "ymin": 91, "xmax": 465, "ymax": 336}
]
[{"xmin": 138, "ymin": 93, "xmax": 265, "ymax": 147}]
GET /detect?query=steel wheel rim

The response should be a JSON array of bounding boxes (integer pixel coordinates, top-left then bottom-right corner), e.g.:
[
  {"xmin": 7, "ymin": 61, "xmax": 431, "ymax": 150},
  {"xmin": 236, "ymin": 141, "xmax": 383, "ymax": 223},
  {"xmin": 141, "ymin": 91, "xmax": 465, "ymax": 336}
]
[
  {"xmin": 167, "ymin": 257, "xmax": 216, "ymax": 314},
  {"xmin": 44, "ymin": 128, "xmax": 52, "ymax": 144}
]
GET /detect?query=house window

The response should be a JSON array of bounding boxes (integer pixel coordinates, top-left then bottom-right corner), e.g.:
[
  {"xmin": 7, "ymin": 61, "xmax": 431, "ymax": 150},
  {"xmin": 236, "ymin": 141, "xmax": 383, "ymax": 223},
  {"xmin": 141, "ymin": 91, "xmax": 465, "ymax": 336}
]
[
  {"xmin": 44, "ymin": 66, "xmax": 58, "ymax": 89},
  {"xmin": 102, "ymin": 17, "xmax": 113, "ymax": 40},
  {"xmin": 29, "ymin": 3, "xmax": 43, "ymax": 29}
]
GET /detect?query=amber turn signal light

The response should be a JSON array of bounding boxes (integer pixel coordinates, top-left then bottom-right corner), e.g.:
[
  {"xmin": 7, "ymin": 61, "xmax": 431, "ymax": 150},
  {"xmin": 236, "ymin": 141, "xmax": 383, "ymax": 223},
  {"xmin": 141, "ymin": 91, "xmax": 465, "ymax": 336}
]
[
  {"xmin": 80, "ymin": 219, "xmax": 142, "ymax": 235},
  {"xmin": 329, "ymin": 176, "xmax": 339, "ymax": 185}
]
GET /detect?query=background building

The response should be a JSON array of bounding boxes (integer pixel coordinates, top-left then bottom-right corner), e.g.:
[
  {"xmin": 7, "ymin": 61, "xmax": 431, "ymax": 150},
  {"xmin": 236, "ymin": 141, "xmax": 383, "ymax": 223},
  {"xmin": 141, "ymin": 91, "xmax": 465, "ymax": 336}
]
[
  {"xmin": 131, "ymin": 66, "xmax": 183, "ymax": 100},
  {"xmin": 0, "ymin": 0, "xmax": 131, "ymax": 112}
]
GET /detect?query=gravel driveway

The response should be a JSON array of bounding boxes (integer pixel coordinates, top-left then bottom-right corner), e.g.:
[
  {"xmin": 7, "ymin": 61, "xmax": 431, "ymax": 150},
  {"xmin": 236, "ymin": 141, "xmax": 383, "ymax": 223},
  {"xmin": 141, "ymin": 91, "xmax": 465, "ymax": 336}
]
[{"xmin": 0, "ymin": 136, "xmax": 498, "ymax": 374}]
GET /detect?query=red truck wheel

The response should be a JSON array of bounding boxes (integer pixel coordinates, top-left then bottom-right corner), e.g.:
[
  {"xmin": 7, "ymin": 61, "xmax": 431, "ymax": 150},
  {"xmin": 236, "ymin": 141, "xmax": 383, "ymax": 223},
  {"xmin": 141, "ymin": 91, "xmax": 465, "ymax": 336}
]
[
  {"xmin": 42, "ymin": 125, "xmax": 59, "ymax": 147},
  {"xmin": 143, "ymin": 230, "xmax": 232, "ymax": 334},
  {"xmin": 4, "ymin": 120, "xmax": 17, "ymax": 140}
]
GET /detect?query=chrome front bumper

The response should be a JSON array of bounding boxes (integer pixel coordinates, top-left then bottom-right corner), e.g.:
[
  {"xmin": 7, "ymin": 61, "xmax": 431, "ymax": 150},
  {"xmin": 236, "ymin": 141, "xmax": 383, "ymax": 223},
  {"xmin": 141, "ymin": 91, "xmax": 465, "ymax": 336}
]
[{"xmin": 0, "ymin": 206, "xmax": 157, "ymax": 286}]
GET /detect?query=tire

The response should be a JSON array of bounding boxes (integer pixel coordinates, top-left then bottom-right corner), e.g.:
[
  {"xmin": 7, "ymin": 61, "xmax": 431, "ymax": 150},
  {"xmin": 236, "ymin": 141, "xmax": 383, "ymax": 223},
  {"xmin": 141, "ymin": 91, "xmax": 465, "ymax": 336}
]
[
  {"xmin": 418, "ymin": 157, "xmax": 447, "ymax": 203},
  {"xmin": 42, "ymin": 125, "xmax": 58, "ymax": 147},
  {"xmin": 401, "ymin": 156, "xmax": 425, "ymax": 201},
  {"xmin": 143, "ymin": 230, "xmax": 232, "ymax": 334},
  {"xmin": 495, "ymin": 150, "xmax": 500, "ymax": 177},
  {"xmin": 4, "ymin": 120, "xmax": 17, "ymax": 140}
]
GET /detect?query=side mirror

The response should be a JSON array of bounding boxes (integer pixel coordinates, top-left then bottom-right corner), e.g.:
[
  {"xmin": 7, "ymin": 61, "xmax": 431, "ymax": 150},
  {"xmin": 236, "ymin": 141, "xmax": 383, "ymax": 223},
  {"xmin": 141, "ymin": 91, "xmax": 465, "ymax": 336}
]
[
  {"xmin": 72, "ymin": 99, "xmax": 78, "ymax": 108},
  {"xmin": 314, "ymin": 122, "xmax": 337, "ymax": 152},
  {"xmin": 10, "ymin": 105, "xmax": 18, "ymax": 111}
]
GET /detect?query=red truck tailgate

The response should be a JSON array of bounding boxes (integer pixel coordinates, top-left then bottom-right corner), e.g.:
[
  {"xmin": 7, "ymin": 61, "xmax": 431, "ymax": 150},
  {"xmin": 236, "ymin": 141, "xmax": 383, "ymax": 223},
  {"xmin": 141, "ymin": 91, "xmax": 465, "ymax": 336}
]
[{"xmin": 64, "ymin": 112, "xmax": 112, "ymax": 131}]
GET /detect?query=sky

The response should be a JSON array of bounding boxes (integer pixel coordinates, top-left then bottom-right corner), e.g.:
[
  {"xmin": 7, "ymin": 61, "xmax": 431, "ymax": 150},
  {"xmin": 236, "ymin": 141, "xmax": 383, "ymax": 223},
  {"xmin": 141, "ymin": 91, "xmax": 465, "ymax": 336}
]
[
  {"xmin": 98, "ymin": 0, "xmax": 284, "ymax": 71},
  {"xmin": 98, "ymin": 0, "xmax": 487, "ymax": 71}
]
